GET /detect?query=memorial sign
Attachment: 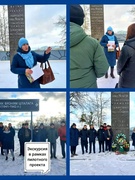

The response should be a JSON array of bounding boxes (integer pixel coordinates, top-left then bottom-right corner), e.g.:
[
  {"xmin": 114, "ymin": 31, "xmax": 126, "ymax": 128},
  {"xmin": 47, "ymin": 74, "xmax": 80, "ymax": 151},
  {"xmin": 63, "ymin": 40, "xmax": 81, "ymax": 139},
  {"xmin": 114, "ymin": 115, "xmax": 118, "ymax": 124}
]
[
  {"xmin": 111, "ymin": 92, "xmax": 129, "ymax": 141},
  {"xmin": 8, "ymin": 5, "xmax": 25, "ymax": 63},
  {"xmin": 0, "ymin": 99, "xmax": 39, "ymax": 112},
  {"xmin": 90, "ymin": 5, "xmax": 104, "ymax": 40}
]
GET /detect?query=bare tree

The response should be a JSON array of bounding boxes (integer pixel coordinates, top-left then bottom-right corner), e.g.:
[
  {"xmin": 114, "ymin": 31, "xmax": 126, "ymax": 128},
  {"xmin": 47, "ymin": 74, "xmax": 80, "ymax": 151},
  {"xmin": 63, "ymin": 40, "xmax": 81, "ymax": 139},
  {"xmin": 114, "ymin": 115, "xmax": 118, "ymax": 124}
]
[
  {"xmin": 85, "ymin": 92, "xmax": 110, "ymax": 127},
  {"xmin": 130, "ymin": 7, "xmax": 135, "ymax": 21},
  {"xmin": 73, "ymin": 92, "xmax": 110, "ymax": 127},
  {"xmin": 54, "ymin": 15, "xmax": 66, "ymax": 48},
  {"xmin": 0, "ymin": 6, "xmax": 9, "ymax": 51},
  {"xmin": 70, "ymin": 92, "xmax": 87, "ymax": 114},
  {"xmin": 81, "ymin": 5, "xmax": 91, "ymax": 35}
]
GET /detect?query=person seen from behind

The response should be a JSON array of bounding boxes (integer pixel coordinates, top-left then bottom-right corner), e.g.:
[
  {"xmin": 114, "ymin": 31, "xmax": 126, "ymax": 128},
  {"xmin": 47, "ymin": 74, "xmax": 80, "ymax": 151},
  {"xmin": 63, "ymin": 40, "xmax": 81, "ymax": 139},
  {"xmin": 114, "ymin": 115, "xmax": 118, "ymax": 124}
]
[
  {"xmin": 117, "ymin": 23, "xmax": 135, "ymax": 88},
  {"xmin": 70, "ymin": 5, "xmax": 109, "ymax": 88}
]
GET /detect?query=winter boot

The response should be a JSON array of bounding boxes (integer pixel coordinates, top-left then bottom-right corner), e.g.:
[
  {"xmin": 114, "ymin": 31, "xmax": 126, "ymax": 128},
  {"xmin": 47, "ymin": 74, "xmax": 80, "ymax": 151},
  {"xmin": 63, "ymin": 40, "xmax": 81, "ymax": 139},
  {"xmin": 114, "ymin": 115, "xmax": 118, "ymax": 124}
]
[
  {"xmin": 105, "ymin": 72, "xmax": 108, "ymax": 78},
  {"xmin": 110, "ymin": 68, "xmax": 115, "ymax": 78},
  {"xmin": 5, "ymin": 156, "xmax": 8, "ymax": 160},
  {"xmin": 12, "ymin": 157, "xmax": 15, "ymax": 161}
]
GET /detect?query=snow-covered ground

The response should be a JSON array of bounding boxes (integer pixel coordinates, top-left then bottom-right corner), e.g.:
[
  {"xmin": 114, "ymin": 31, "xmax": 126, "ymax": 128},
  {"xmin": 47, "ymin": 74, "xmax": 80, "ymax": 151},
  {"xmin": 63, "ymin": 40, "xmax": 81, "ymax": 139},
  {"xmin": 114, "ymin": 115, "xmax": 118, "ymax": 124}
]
[
  {"xmin": 70, "ymin": 140, "xmax": 135, "ymax": 175},
  {"xmin": 0, "ymin": 132, "xmax": 66, "ymax": 176},
  {"xmin": 97, "ymin": 65, "xmax": 119, "ymax": 88},
  {"xmin": 0, "ymin": 60, "xmax": 66, "ymax": 88}
]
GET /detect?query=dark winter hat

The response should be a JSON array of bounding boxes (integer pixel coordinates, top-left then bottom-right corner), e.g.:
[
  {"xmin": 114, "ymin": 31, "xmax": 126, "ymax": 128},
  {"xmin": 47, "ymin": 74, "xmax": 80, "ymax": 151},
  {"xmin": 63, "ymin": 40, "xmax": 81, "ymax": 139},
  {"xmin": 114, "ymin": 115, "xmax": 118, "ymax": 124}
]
[
  {"xmin": 100, "ymin": 125, "xmax": 103, "ymax": 128},
  {"xmin": 40, "ymin": 123, "xmax": 44, "ymax": 126},
  {"xmin": 25, "ymin": 122, "xmax": 29, "ymax": 126},
  {"xmin": 61, "ymin": 120, "xmax": 65, "ymax": 124},
  {"xmin": 50, "ymin": 123, "xmax": 54, "ymax": 126},
  {"xmin": 72, "ymin": 123, "xmax": 76, "ymax": 126},
  {"xmin": 18, "ymin": 37, "xmax": 28, "ymax": 48},
  {"xmin": 70, "ymin": 5, "xmax": 85, "ymax": 26}
]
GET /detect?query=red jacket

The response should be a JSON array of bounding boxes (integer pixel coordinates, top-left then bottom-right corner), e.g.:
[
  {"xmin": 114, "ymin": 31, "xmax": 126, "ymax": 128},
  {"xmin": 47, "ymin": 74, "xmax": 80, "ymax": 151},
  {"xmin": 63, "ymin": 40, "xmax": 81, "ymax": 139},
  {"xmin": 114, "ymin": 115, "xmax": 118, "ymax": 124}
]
[{"xmin": 58, "ymin": 126, "xmax": 66, "ymax": 141}]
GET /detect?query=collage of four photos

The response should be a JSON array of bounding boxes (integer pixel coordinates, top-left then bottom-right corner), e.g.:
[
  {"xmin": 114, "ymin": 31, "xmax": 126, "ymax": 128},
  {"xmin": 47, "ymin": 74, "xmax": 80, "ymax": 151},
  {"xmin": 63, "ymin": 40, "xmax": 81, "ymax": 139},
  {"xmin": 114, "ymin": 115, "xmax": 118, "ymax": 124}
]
[{"xmin": 0, "ymin": 3, "xmax": 135, "ymax": 177}]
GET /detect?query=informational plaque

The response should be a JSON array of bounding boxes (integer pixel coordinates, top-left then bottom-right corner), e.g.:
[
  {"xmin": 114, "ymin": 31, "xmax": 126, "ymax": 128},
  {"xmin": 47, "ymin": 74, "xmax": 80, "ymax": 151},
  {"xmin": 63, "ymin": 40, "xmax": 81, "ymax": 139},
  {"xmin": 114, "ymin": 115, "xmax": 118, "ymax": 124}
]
[
  {"xmin": 90, "ymin": 5, "xmax": 104, "ymax": 41},
  {"xmin": 111, "ymin": 92, "xmax": 129, "ymax": 142},
  {"xmin": 8, "ymin": 5, "xmax": 25, "ymax": 63},
  {"xmin": 0, "ymin": 99, "xmax": 39, "ymax": 112}
]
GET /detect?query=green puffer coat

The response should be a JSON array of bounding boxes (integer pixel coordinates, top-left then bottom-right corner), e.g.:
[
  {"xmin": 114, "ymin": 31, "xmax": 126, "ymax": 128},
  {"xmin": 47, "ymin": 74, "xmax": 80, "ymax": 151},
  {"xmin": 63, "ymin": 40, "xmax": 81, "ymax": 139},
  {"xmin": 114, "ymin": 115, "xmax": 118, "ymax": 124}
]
[{"xmin": 70, "ymin": 22, "xmax": 109, "ymax": 88}]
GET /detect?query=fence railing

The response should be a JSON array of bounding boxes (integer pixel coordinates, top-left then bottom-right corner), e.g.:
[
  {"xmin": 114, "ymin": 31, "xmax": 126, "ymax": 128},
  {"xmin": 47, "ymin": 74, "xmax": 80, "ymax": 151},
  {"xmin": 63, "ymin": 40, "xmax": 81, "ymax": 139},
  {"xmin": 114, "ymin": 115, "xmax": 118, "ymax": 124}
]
[{"xmin": 0, "ymin": 50, "xmax": 66, "ymax": 60}]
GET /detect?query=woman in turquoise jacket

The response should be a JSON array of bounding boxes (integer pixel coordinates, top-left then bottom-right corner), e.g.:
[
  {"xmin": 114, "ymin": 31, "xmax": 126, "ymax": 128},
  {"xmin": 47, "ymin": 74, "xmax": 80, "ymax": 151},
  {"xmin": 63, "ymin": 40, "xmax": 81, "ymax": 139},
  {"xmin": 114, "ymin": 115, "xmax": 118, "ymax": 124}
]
[{"xmin": 70, "ymin": 5, "xmax": 109, "ymax": 88}]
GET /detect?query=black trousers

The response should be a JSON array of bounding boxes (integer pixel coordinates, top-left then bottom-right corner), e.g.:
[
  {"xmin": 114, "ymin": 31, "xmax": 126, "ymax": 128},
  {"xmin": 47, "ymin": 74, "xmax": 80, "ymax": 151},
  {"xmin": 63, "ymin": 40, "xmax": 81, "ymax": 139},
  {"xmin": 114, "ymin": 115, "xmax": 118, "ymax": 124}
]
[
  {"xmin": 81, "ymin": 141, "xmax": 88, "ymax": 153},
  {"xmin": 0, "ymin": 141, "xmax": 3, "ymax": 155},
  {"xmin": 19, "ymin": 141, "xmax": 24, "ymax": 155},
  {"xmin": 50, "ymin": 143, "xmax": 56, "ymax": 157},
  {"xmin": 106, "ymin": 139, "xmax": 112, "ymax": 151},
  {"xmin": 71, "ymin": 146, "xmax": 76, "ymax": 155},
  {"xmin": 99, "ymin": 141, "xmax": 104, "ymax": 152},
  {"xmin": 105, "ymin": 140, "xmax": 108, "ymax": 151},
  {"xmin": 60, "ymin": 140, "xmax": 66, "ymax": 158},
  {"xmin": 22, "ymin": 142, "xmax": 25, "ymax": 156},
  {"xmin": 89, "ymin": 141, "xmax": 95, "ymax": 153}
]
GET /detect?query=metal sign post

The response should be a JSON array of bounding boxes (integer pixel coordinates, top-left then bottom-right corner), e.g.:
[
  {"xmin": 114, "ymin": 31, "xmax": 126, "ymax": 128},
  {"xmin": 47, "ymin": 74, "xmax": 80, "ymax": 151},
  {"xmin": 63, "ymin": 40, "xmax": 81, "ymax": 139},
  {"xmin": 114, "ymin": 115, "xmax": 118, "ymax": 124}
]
[{"xmin": 31, "ymin": 111, "xmax": 33, "ymax": 141}]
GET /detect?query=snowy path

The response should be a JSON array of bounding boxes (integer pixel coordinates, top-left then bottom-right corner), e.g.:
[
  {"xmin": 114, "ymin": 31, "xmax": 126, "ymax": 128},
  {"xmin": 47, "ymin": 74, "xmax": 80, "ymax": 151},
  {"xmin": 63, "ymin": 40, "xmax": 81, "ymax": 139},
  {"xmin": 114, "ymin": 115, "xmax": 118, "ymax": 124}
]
[
  {"xmin": 97, "ymin": 65, "xmax": 119, "ymax": 88},
  {"xmin": 70, "ymin": 141, "xmax": 135, "ymax": 175},
  {"xmin": 0, "ymin": 132, "xmax": 66, "ymax": 176},
  {"xmin": 0, "ymin": 60, "xmax": 66, "ymax": 88}
]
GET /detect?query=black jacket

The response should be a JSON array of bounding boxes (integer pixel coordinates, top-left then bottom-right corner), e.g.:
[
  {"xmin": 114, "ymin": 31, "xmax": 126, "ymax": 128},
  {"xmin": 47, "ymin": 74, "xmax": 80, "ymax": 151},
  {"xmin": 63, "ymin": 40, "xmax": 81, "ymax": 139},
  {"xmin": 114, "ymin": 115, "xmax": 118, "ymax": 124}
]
[
  {"xmin": 38, "ymin": 128, "xmax": 47, "ymax": 142},
  {"xmin": 132, "ymin": 132, "xmax": 135, "ymax": 146},
  {"xmin": 97, "ymin": 129, "xmax": 105, "ymax": 141},
  {"xmin": 18, "ymin": 127, "xmax": 25, "ymax": 141},
  {"xmin": 79, "ymin": 128, "xmax": 88, "ymax": 142},
  {"xmin": 3, "ymin": 131, "xmax": 14, "ymax": 149},
  {"xmin": 88, "ymin": 128, "xmax": 97, "ymax": 142},
  {"xmin": 104, "ymin": 129, "xmax": 113, "ymax": 140},
  {"xmin": 0, "ymin": 126, "xmax": 4, "ymax": 142},
  {"xmin": 117, "ymin": 37, "xmax": 135, "ymax": 88}
]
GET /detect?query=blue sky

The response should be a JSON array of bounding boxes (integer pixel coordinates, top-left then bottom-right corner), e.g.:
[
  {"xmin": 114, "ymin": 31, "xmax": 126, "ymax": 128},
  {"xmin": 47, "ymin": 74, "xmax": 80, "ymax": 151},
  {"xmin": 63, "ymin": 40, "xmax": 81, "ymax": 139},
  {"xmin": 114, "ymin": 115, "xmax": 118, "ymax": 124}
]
[
  {"xmin": 25, "ymin": 5, "xmax": 66, "ymax": 49},
  {"xmin": 70, "ymin": 92, "xmax": 135, "ymax": 129},
  {"xmin": 0, "ymin": 92, "xmax": 66, "ymax": 127}
]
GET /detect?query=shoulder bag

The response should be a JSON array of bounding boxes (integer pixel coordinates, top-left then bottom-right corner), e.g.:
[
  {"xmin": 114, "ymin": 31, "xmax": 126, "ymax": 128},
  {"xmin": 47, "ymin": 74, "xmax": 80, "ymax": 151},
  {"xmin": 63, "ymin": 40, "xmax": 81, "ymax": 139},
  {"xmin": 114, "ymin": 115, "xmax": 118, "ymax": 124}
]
[{"xmin": 39, "ymin": 60, "xmax": 55, "ymax": 85}]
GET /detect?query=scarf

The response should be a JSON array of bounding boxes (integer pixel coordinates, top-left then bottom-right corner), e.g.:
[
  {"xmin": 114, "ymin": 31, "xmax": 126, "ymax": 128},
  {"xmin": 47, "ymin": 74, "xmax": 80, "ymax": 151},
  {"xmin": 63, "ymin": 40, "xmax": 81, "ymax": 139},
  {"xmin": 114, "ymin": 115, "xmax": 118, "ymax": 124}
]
[
  {"xmin": 108, "ymin": 129, "xmax": 111, "ymax": 137},
  {"xmin": 105, "ymin": 34, "xmax": 115, "ymax": 41},
  {"xmin": 18, "ymin": 51, "xmax": 34, "ymax": 68}
]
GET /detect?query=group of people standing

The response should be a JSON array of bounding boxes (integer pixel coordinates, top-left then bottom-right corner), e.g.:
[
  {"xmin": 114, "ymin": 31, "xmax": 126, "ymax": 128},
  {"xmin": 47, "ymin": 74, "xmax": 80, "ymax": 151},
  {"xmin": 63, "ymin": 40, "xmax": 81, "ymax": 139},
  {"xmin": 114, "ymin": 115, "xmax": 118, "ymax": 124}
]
[
  {"xmin": 70, "ymin": 123, "xmax": 113, "ymax": 157},
  {"xmin": 0, "ymin": 120, "xmax": 66, "ymax": 161},
  {"xmin": 70, "ymin": 4, "xmax": 135, "ymax": 88},
  {"xmin": 18, "ymin": 121, "xmax": 66, "ymax": 159}
]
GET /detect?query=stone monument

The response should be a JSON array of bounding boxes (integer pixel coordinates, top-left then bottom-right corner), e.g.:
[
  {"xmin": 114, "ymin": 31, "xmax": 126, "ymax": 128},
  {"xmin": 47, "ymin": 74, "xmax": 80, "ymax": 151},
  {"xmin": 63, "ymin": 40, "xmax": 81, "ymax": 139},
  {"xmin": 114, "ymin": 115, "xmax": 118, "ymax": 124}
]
[
  {"xmin": 90, "ymin": 5, "xmax": 104, "ymax": 40},
  {"xmin": 111, "ymin": 92, "xmax": 130, "ymax": 142},
  {"xmin": 8, "ymin": 5, "xmax": 25, "ymax": 63}
]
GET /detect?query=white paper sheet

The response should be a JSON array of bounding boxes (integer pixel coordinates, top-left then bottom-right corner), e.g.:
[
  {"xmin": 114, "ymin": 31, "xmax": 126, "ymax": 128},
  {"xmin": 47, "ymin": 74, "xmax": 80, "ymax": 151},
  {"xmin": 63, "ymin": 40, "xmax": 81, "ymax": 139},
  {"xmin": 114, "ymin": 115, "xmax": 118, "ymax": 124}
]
[
  {"xmin": 31, "ymin": 63, "xmax": 44, "ymax": 81},
  {"xmin": 108, "ymin": 40, "xmax": 115, "ymax": 52}
]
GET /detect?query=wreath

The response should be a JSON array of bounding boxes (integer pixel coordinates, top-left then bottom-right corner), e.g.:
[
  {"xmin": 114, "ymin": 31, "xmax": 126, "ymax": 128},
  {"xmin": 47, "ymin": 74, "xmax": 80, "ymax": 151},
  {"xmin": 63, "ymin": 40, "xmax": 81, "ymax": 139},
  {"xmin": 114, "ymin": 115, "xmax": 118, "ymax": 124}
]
[
  {"xmin": 116, "ymin": 133, "xmax": 126, "ymax": 141},
  {"xmin": 112, "ymin": 133, "xmax": 130, "ymax": 154}
]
